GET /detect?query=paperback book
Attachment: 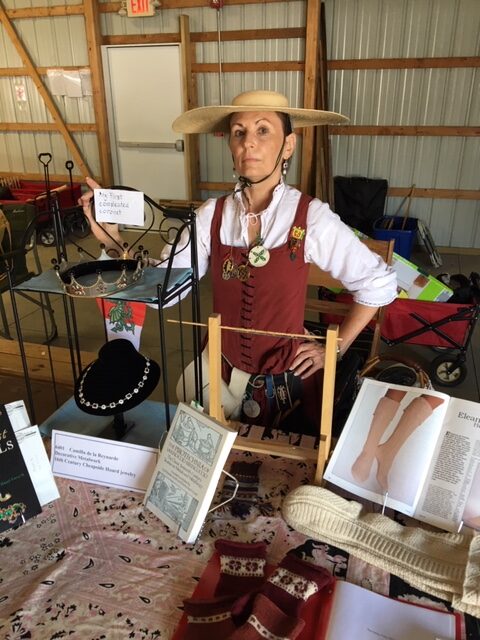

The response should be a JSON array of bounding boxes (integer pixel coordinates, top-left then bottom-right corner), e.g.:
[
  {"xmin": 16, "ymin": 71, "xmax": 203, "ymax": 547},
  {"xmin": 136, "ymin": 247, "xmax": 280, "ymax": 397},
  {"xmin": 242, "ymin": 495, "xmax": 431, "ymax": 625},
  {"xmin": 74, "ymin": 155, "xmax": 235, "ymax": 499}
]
[
  {"xmin": 0, "ymin": 403, "xmax": 42, "ymax": 532},
  {"xmin": 324, "ymin": 378, "xmax": 480, "ymax": 532},
  {"xmin": 144, "ymin": 402, "xmax": 237, "ymax": 543}
]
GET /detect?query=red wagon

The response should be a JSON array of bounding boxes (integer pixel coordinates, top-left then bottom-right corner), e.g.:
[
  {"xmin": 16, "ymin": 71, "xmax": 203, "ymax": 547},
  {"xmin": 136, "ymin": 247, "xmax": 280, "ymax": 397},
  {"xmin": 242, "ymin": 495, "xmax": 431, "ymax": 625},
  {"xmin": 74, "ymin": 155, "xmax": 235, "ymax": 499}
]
[
  {"xmin": 0, "ymin": 179, "xmax": 85, "ymax": 245},
  {"xmin": 381, "ymin": 297, "xmax": 479, "ymax": 387}
]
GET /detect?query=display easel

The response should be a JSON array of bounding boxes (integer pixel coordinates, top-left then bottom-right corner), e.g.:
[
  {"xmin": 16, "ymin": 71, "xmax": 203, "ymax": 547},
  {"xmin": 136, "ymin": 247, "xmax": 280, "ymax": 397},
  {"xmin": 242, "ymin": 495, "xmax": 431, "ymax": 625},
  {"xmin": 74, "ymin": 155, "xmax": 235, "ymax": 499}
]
[{"xmin": 206, "ymin": 313, "xmax": 340, "ymax": 484}]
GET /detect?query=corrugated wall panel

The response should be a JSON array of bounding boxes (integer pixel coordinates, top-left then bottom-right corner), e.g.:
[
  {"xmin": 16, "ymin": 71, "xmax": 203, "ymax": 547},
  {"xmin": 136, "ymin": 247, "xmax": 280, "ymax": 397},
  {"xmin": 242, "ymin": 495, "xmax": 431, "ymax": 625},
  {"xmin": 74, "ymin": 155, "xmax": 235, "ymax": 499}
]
[
  {"xmin": 1, "ymin": 1, "xmax": 478, "ymax": 247},
  {"xmin": 326, "ymin": 0, "xmax": 480, "ymax": 59},
  {"xmin": 325, "ymin": 0, "xmax": 479, "ymax": 248}
]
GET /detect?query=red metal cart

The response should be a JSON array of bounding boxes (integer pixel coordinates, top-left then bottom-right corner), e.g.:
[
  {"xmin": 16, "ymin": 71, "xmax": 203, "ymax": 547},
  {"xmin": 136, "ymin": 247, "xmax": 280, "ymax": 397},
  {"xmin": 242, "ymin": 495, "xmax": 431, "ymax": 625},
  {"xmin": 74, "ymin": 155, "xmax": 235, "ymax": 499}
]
[{"xmin": 381, "ymin": 297, "xmax": 479, "ymax": 387}]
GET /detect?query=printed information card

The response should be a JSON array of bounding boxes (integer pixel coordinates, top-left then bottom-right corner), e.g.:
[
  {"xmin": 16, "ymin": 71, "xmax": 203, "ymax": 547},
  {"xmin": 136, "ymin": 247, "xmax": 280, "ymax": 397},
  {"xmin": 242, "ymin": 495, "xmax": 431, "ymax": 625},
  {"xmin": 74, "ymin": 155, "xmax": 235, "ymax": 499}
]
[{"xmin": 51, "ymin": 430, "xmax": 158, "ymax": 493}]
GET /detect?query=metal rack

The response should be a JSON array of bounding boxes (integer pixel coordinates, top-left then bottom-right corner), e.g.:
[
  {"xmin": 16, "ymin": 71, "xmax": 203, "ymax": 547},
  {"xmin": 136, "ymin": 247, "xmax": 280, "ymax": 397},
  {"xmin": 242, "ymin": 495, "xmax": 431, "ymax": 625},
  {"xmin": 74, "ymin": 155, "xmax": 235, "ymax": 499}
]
[{"xmin": 7, "ymin": 187, "xmax": 202, "ymax": 431}]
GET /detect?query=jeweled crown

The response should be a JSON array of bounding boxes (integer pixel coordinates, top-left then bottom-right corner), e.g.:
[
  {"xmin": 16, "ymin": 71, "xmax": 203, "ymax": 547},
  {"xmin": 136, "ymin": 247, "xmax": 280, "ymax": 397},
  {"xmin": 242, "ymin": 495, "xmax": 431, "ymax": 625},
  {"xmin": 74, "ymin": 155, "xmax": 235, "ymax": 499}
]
[{"xmin": 52, "ymin": 245, "xmax": 148, "ymax": 297}]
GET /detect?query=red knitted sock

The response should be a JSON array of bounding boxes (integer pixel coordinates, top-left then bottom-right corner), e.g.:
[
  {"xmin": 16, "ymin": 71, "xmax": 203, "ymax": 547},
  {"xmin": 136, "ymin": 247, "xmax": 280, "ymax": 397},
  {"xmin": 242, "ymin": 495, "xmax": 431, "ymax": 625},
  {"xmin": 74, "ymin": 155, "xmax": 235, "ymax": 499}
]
[
  {"xmin": 260, "ymin": 553, "xmax": 332, "ymax": 618},
  {"xmin": 228, "ymin": 593, "xmax": 304, "ymax": 640},
  {"xmin": 213, "ymin": 539, "xmax": 267, "ymax": 597},
  {"xmin": 183, "ymin": 596, "xmax": 236, "ymax": 640}
]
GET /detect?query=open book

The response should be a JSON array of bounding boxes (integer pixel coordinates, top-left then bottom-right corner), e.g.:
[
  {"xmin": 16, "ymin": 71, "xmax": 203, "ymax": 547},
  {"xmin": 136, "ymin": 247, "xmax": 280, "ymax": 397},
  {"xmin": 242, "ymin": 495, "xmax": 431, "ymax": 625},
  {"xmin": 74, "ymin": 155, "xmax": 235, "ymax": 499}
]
[
  {"xmin": 144, "ymin": 402, "xmax": 237, "ymax": 543},
  {"xmin": 321, "ymin": 580, "xmax": 458, "ymax": 639},
  {"xmin": 324, "ymin": 378, "xmax": 480, "ymax": 532}
]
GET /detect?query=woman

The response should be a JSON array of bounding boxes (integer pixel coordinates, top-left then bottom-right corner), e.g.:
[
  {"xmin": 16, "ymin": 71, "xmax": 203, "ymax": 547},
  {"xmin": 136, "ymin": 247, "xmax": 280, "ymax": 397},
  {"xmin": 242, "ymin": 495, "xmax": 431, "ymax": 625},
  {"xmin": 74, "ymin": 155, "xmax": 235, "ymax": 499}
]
[{"xmin": 81, "ymin": 90, "xmax": 397, "ymax": 433}]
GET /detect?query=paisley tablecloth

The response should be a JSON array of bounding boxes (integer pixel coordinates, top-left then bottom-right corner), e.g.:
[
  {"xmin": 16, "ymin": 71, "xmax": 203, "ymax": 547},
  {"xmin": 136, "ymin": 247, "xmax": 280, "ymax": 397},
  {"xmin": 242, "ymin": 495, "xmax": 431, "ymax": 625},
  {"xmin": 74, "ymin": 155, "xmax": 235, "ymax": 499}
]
[{"xmin": 1, "ymin": 451, "xmax": 479, "ymax": 640}]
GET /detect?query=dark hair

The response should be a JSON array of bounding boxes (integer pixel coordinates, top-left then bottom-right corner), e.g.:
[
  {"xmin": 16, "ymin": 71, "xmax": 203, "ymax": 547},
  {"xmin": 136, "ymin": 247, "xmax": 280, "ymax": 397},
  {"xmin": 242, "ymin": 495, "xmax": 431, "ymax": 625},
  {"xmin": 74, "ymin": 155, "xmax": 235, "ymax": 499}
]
[{"xmin": 277, "ymin": 112, "xmax": 293, "ymax": 136}]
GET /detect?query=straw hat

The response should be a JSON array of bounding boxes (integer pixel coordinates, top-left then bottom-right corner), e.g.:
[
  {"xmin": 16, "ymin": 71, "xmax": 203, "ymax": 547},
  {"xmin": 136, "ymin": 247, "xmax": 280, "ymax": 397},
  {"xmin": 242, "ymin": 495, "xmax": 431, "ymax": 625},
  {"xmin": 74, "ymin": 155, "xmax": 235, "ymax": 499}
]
[{"xmin": 172, "ymin": 90, "xmax": 348, "ymax": 134}]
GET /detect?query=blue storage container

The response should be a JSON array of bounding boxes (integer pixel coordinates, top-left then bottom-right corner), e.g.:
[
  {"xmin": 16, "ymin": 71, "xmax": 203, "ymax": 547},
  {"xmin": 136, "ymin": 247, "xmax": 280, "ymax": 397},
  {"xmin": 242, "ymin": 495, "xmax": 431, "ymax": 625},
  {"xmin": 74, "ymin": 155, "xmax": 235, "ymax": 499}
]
[{"xmin": 373, "ymin": 216, "xmax": 418, "ymax": 259}]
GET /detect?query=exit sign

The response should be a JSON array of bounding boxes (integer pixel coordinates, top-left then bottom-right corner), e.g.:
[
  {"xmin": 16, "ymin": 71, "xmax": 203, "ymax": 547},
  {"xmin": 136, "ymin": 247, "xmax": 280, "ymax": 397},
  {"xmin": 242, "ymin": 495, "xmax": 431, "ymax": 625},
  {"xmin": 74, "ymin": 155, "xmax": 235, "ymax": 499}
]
[{"xmin": 127, "ymin": 0, "xmax": 155, "ymax": 17}]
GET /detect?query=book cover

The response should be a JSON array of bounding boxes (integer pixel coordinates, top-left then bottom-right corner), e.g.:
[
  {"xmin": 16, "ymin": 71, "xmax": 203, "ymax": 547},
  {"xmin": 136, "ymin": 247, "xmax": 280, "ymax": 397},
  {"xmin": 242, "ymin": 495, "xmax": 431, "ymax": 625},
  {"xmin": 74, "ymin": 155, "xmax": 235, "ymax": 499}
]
[
  {"xmin": 324, "ymin": 378, "xmax": 480, "ymax": 532},
  {"xmin": 0, "ymin": 404, "xmax": 42, "ymax": 532},
  {"xmin": 144, "ymin": 402, "xmax": 238, "ymax": 544}
]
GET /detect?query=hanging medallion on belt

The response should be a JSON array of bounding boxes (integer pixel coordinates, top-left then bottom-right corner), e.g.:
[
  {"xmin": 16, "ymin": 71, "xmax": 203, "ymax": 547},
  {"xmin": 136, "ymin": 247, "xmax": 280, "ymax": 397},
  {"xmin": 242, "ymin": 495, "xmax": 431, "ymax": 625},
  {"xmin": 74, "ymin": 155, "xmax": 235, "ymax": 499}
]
[
  {"xmin": 243, "ymin": 398, "xmax": 261, "ymax": 418},
  {"xmin": 248, "ymin": 244, "xmax": 270, "ymax": 267}
]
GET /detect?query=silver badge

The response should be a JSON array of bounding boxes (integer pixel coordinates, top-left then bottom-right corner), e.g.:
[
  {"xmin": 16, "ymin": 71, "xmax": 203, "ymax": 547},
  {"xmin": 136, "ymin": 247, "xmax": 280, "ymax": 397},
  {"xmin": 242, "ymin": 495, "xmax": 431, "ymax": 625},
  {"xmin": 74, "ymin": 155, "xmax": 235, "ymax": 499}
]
[{"xmin": 243, "ymin": 399, "xmax": 261, "ymax": 418}]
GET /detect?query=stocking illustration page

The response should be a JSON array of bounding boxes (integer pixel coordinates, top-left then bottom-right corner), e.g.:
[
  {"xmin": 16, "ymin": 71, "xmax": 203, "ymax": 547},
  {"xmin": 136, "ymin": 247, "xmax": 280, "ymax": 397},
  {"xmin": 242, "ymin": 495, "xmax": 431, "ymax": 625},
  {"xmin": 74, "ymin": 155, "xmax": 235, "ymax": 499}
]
[
  {"xmin": 144, "ymin": 403, "xmax": 237, "ymax": 543},
  {"xmin": 324, "ymin": 379, "xmax": 480, "ymax": 532}
]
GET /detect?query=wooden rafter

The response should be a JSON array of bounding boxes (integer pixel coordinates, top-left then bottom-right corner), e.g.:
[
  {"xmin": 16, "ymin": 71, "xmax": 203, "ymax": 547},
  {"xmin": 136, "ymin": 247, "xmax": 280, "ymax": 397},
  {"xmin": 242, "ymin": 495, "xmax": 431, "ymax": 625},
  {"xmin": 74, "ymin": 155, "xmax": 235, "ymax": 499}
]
[
  {"xmin": 83, "ymin": 0, "xmax": 113, "ymax": 185},
  {"xmin": 332, "ymin": 125, "xmax": 480, "ymax": 137},
  {"xmin": 329, "ymin": 56, "xmax": 480, "ymax": 70},
  {"xmin": 0, "ymin": 123, "xmax": 96, "ymax": 132},
  {"xmin": 0, "ymin": 0, "xmax": 91, "ymax": 177},
  {"xmin": 300, "ymin": 0, "xmax": 320, "ymax": 195},
  {"xmin": 179, "ymin": 15, "xmax": 200, "ymax": 201}
]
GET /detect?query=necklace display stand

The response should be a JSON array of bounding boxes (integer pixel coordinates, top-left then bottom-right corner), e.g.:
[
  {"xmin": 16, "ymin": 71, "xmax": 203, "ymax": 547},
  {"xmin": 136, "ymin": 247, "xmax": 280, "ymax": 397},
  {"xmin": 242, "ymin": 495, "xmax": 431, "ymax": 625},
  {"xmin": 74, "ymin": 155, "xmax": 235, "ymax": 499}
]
[{"xmin": 8, "ymin": 182, "xmax": 202, "ymax": 437}]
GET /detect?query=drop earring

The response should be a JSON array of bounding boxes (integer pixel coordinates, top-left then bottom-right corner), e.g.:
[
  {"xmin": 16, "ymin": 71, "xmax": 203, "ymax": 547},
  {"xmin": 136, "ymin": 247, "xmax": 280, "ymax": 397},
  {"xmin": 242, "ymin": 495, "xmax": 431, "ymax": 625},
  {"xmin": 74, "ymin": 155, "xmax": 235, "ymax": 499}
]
[
  {"xmin": 282, "ymin": 159, "xmax": 289, "ymax": 176},
  {"xmin": 233, "ymin": 167, "xmax": 237, "ymax": 179}
]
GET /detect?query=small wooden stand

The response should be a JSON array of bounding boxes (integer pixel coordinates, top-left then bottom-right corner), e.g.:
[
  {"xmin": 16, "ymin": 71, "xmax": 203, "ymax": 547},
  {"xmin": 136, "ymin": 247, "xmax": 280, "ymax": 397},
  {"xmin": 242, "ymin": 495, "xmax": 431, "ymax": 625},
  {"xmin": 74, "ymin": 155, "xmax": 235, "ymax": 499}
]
[{"xmin": 207, "ymin": 313, "xmax": 340, "ymax": 484}]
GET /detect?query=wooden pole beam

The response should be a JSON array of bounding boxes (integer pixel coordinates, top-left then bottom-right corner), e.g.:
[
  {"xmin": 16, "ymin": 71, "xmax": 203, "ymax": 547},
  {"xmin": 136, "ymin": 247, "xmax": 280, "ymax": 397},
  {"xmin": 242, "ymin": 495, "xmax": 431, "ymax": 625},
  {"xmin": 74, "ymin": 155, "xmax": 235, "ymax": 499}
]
[
  {"xmin": 300, "ymin": 0, "xmax": 320, "ymax": 195},
  {"xmin": 0, "ymin": 0, "xmax": 91, "ymax": 177},
  {"xmin": 83, "ymin": 0, "xmax": 113, "ymax": 185},
  {"xmin": 179, "ymin": 14, "xmax": 200, "ymax": 201}
]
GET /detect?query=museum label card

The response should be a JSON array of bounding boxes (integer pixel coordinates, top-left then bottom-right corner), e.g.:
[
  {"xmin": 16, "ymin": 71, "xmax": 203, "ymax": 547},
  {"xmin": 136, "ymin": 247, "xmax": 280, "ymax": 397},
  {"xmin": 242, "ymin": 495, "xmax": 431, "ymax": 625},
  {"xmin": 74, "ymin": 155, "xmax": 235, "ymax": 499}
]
[{"xmin": 51, "ymin": 430, "xmax": 158, "ymax": 492}]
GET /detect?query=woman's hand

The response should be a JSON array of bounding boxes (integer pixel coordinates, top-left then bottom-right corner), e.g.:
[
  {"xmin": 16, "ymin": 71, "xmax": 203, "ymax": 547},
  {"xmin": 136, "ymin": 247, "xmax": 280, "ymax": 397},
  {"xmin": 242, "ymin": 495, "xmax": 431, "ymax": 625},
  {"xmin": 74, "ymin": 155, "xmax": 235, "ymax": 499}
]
[
  {"xmin": 79, "ymin": 177, "xmax": 122, "ymax": 252},
  {"xmin": 291, "ymin": 339, "xmax": 326, "ymax": 379}
]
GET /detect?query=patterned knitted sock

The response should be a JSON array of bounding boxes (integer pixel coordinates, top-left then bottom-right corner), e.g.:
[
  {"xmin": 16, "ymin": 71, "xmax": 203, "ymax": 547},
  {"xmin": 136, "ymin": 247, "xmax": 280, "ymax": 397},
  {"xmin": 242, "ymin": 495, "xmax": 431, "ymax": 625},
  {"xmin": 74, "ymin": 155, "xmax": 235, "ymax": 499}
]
[
  {"xmin": 227, "ymin": 593, "xmax": 304, "ymax": 640},
  {"xmin": 183, "ymin": 596, "xmax": 236, "ymax": 640},
  {"xmin": 259, "ymin": 552, "xmax": 332, "ymax": 618},
  {"xmin": 224, "ymin": 460, "xmax": 262, "ymax": 518},
  {"xmin": 213, "ymin": 539, "xmax": 267, "ymax": 598}
]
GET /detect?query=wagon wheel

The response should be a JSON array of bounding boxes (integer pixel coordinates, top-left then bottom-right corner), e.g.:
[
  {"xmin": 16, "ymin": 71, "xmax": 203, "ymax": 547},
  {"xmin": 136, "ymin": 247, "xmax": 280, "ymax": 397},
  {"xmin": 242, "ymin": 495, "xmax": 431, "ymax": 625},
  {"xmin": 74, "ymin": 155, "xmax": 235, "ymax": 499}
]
[
  {"xmin": 430, "ymin": 355, "xmax": 467, "ymax": 387},
  {"xmin": 38, "ymin": 227, "xmax": 55, "ymax": 246}
]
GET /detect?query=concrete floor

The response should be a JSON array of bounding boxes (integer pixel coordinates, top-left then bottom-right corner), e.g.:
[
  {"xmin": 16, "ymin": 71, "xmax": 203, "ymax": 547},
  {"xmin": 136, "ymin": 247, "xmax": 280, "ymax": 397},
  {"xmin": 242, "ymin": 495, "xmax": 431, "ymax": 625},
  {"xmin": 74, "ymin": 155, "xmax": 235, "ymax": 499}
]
[{"xmin": 0, "ymin": 230, "xmax": 478, "ymax": 429}]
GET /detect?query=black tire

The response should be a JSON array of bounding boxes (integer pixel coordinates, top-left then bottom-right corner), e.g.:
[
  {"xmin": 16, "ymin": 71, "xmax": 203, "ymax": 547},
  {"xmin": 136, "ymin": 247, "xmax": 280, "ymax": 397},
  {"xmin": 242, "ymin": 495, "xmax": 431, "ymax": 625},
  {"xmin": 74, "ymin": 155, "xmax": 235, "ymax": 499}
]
[
  {"xmin": 38, "ymin": 228, "xmax": 55, "ymax": 246},
  {"xmin": 69, "ymin": 217, "xmax": 90, "ymax": 239},
  {"xmin": 430, "ymin": 355, "xmax": 467, "ymax": 387}
]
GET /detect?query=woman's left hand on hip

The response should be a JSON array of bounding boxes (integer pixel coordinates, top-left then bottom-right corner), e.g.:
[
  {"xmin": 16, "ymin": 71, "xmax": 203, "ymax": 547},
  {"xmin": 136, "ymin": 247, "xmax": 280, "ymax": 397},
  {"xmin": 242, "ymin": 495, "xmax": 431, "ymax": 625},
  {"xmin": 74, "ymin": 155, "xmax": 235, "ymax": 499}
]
[{"xmin": 291, "ymin": 341, "xmax": 326, "ymax": 379}]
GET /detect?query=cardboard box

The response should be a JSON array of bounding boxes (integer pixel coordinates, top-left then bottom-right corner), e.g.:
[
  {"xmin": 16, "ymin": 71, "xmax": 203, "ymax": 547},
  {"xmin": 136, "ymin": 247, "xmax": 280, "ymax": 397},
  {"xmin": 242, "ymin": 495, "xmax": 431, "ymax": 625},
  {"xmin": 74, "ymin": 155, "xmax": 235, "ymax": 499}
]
[
  {"xmin": 351, "ymin": 228, "xmax": 453, "ymax": 302},
  {"xmin": 391, "ymin": 253, "xmax": 452, "ymax": 302}
]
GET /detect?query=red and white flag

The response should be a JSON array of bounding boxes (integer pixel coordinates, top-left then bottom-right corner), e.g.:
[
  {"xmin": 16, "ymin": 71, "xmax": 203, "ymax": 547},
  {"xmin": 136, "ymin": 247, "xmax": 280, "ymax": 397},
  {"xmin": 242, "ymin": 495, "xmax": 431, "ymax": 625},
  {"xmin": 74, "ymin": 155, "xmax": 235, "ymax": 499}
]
[{"xmin": 96, "ymin": 299, "xmax": 147, "ymax": 350}]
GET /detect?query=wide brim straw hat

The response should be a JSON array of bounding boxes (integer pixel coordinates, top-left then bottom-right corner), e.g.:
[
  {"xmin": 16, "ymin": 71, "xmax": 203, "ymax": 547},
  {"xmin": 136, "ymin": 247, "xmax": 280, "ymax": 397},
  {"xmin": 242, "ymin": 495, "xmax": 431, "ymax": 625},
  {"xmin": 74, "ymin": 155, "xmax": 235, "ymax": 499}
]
[{"xmin": 172, "ymin": 90, "xmax": 349, "ymax": 134}]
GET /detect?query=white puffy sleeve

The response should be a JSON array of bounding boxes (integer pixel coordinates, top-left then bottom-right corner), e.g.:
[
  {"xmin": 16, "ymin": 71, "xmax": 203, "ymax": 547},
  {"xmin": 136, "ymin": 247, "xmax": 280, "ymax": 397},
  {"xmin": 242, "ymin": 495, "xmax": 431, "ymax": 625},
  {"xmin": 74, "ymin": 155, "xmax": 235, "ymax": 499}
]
[{"xmin": 304, "ymin": 199, "xmax": 397, "ymax": 307}]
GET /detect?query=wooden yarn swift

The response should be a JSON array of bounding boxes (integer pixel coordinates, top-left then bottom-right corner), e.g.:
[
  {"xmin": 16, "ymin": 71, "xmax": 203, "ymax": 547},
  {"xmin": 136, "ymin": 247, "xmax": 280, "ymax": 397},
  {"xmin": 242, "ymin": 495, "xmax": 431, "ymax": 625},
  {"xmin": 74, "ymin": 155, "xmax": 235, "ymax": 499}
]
[{"xmin": 206, "ymin": 314, "xmax": 340, "ymax": 484}]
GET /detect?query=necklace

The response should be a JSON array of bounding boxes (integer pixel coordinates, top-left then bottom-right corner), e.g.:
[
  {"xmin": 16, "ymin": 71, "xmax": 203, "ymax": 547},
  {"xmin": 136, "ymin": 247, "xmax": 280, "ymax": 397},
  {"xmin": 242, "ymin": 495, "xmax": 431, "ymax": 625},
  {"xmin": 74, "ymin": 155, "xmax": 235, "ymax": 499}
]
[
  {"xmin": 77, "ymin": 358, "xmax": 152, "ymax": 411},
  {"xmin": 221, "ymin": 195, "xmax": 276, "ymax": 281}
]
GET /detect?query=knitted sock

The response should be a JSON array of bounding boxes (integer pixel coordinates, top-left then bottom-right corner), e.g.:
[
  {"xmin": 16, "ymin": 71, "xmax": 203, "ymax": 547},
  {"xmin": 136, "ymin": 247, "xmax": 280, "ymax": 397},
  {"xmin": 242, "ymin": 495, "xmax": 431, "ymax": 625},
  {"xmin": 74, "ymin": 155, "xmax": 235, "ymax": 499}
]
[
  {"xmin": 351, "ymin": 396, "xmax": 400, "ymax": 483},
  {"xmin": 282, "ymin": 484, "xmax": 480, "ymax": 618},
  {"xmin": 250, "ymin": 553, "xmax": 332, "ymax": 619},
  {"xmin": 214, "ymin": 539, "xmax": 267, "ymax": 597},
  {"xmin": 224, "ymin": 460, "xmax": 262, "ymax": 518},
  {"xmin": 183, "ymin": 596, "xmax": 236, "ymax": 640},
  {"xmin": 228, "ymin": 593, "xmax": 304, "ymax": 640}
]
